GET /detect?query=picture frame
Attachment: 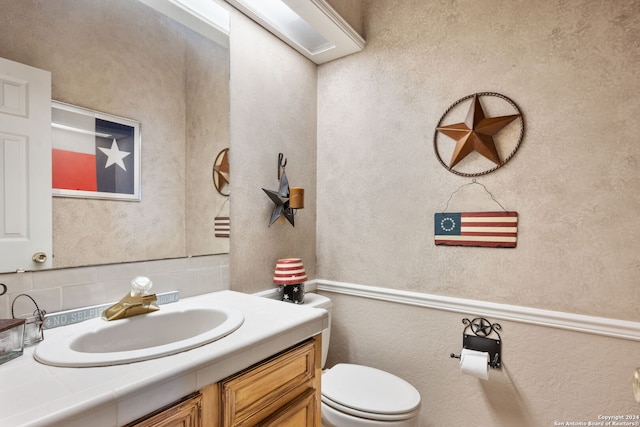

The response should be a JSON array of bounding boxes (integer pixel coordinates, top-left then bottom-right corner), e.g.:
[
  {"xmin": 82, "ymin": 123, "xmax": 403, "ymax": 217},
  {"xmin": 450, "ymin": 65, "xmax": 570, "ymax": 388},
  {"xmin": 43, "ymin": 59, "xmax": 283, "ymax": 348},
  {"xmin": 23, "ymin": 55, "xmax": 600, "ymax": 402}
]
[{"xmin": 51, "ymin": 101, "xmax": 141, "ymax": 201}]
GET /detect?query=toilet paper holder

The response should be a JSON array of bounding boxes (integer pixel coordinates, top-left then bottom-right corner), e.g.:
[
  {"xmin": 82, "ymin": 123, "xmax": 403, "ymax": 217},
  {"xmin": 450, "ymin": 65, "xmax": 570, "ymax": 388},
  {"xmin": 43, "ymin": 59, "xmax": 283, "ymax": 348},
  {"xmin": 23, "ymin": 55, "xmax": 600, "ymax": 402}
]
[{"xmin": 450, "ymin": 317, "xmax": 502, "ymax": 369}]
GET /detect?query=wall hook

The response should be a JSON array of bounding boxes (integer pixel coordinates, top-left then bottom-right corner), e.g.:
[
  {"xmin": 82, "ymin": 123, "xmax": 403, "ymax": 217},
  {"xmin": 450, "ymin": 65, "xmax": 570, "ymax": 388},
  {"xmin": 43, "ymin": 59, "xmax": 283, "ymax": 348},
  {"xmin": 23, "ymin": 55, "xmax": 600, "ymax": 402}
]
[
  {"xmin": 263, "ymin": 153, "xmax": 304, "ymax": 227},
  {"xmin": 278, "ymin": 152, "xmax": 287, "ymax": 180}
]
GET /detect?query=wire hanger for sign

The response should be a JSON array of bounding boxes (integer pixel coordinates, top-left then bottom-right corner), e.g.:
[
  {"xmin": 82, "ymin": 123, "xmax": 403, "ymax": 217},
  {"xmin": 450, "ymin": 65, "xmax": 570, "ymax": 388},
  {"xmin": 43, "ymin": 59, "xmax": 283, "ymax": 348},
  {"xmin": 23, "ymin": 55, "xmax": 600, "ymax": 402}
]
[
  {"xmin": 216, "ymin": 197, "xmax": 230, "ymax": 217},
  {"xmin": 435, "ymin": 180, "xmax": 518, "ymax": 248},
  {"xmin": 440, "ymin": 179, "xmax": 507, "ymax": 213}
]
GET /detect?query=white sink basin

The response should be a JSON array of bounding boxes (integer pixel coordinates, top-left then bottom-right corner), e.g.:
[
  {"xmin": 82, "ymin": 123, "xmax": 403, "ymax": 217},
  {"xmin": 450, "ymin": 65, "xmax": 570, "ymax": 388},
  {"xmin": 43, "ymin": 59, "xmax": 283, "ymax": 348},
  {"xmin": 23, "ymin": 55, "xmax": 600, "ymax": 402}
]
[{"xmin": 34, "ymin": 302, "xmax": 244, "ymax": 367}]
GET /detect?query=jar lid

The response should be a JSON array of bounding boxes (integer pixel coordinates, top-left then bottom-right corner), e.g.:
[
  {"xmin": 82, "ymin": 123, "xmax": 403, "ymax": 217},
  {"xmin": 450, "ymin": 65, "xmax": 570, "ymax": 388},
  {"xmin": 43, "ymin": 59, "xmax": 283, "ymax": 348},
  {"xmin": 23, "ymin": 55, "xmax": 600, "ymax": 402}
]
[
  {"xmin": 273, "ymin": 258, "xmax": 307, "ymax": 285},
  {"xmin": 0, "ymin": 318, "xmax": 25, "ymax": 333}
]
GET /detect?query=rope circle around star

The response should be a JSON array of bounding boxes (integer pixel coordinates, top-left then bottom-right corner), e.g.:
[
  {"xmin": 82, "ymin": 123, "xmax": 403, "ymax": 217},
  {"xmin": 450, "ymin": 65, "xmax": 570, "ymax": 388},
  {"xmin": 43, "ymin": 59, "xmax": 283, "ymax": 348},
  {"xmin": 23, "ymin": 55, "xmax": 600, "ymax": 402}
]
[{"xmin": 433, "ymin": 92, "xmax": 525, "ymax": 177}]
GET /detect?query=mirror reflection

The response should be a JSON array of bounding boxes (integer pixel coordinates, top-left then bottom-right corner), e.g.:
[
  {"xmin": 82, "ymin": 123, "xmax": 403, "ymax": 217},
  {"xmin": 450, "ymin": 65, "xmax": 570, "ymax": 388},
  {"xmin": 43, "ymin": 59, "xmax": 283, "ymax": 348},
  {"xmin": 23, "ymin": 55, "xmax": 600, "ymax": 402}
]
[
  {"xmin": 213, "ymin": 148, "xmax": 230, "ymax": 196},
  {"xmin": 0, "ymin": 0, "xmax": 230, "ymax": 272}
]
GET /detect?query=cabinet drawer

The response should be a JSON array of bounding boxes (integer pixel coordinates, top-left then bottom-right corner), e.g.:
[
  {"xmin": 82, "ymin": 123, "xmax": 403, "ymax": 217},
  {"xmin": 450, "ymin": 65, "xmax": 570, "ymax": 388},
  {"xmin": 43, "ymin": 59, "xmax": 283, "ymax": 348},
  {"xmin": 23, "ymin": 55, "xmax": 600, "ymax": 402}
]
[
  {"xmin": 125, "ymin": 392, "xmax": 202, "ymax": 427},
  {"xmin": 259, "ymin": 388, "xmax": 317, "ymax": 427},
  {"xmin": 221, "ymin": 339, "xmax": 316, "ymax": 426}
]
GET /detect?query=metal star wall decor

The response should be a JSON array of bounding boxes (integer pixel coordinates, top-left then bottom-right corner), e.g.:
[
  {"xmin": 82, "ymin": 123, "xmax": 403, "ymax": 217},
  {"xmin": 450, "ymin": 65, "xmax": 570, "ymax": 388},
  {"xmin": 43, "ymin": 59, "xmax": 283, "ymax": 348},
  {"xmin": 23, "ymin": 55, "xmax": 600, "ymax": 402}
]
[
  {"xmin": 212, "ymin": 148, "xmax": 230, "ymax": 196},
  {"xmin": 471, "ymin": 318, "xmax": 494, "ymax": 337},
  {"xmin": 433, "ymin": 92, "xmax": 525, "ymax": 177},
  {"xmin": 262, "ymin": 157, "xmax": 295, "ymax": 226}
]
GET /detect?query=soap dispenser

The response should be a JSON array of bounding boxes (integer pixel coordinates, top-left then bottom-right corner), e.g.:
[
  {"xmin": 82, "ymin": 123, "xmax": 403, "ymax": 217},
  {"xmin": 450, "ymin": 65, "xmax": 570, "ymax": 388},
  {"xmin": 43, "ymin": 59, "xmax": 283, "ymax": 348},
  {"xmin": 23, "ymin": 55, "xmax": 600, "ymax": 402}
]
[{"xmin": 102, "ymin": 276, "xmax": 159, "ymax": 321}]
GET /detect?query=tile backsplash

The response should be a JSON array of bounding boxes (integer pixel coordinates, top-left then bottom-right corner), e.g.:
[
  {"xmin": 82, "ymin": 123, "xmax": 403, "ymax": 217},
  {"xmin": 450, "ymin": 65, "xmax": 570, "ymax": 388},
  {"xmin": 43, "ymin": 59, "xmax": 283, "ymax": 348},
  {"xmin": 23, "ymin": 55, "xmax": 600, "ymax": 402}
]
[{"xmin": 0, "ymin": 254, "xmax": 229, "ymax": 319}]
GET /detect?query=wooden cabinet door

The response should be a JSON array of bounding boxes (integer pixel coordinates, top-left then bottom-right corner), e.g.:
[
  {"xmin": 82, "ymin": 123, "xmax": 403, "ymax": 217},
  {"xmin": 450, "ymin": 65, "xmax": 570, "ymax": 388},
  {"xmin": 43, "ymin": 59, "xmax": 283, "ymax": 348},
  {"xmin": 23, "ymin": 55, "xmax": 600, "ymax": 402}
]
[
  {"xmin": 220, "ymin": 337, "xmax": 320, "ymax": 427},
  {"xmin": 124, "ymin": 336, "xmax": 322, "ymax": 427},
  {"xmin": 126, "ymin": 392, "xmax": 202, "ymax": 427},
  {"xmin": 259, "ymin": 388, "xmax": 316, "ymax": 427}
]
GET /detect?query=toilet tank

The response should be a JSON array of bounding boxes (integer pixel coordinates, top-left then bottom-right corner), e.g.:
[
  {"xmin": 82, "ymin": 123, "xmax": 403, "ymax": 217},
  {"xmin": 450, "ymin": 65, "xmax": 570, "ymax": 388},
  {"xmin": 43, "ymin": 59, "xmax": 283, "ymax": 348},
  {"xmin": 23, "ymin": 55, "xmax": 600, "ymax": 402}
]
[{"xmin": 303, "ymin": 293, "xmax": 332, "ymax": 368}]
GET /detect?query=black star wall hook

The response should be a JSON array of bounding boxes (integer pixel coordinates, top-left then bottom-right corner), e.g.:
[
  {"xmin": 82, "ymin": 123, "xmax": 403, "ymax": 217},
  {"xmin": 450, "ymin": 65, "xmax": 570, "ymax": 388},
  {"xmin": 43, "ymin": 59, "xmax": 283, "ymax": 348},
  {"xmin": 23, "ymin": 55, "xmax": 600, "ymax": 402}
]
[
  {"xmin": 263, "ymin": 168, "xmax": 295, "ymax": 226},
  {"xmin": 262, "ymin": 153, "xmax": 304, "ymax": 227}
]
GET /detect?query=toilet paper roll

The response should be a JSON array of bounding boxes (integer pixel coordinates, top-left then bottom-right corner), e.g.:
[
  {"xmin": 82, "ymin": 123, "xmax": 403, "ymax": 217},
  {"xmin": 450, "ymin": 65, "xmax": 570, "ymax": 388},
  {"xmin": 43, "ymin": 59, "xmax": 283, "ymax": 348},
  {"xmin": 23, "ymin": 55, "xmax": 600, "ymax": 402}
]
[
  {"xmin": 459, "ymin": 348, "xmax": 489, "ymax": 380},
  {"xmin": 633, "ymin": 368, "xmax": 640, "ymax": 403}
]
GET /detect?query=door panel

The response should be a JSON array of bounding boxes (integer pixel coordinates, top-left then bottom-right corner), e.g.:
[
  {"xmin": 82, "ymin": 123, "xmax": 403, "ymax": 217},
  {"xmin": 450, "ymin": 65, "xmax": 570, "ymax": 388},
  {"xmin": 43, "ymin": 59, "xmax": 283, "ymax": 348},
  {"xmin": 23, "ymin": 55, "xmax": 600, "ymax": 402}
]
[{"xmin": 0, "ymin": 57, "xmax": 52, "ymax": 272}]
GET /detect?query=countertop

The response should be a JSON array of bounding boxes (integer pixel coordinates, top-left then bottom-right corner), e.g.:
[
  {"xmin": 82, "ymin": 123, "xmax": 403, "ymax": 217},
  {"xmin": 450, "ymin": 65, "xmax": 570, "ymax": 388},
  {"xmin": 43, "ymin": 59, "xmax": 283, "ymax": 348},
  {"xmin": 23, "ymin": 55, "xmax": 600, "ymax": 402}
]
[{"xmin": 0, "ymin": 290, "xmax": 327, "ymax": 427}]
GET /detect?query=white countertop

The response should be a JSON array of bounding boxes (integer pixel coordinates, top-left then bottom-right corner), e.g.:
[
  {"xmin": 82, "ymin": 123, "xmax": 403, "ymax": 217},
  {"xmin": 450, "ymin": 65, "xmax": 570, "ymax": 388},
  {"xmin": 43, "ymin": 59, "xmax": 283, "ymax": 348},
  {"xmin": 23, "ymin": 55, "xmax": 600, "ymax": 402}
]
[{"xmin": 0, "ymin": 290, "xmax": 327, "ymax": 427}]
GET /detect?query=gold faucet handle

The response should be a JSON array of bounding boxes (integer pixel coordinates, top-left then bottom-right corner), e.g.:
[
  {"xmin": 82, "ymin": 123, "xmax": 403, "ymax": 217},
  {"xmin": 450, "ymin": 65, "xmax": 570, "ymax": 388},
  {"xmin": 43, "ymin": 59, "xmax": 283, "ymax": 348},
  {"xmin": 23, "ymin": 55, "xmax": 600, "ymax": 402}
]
[{"xmin": 142, "ymin": 294, "xmax": 157, "ymax": 304}]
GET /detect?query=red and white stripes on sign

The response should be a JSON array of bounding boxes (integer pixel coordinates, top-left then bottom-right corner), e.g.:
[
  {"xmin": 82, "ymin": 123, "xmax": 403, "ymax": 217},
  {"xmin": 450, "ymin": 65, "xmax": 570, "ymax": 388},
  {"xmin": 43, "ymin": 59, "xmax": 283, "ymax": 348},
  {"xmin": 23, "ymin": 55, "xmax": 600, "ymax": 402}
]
[
  {"xmin": 460, "ymin": 212, "xmax": 517, "ymax": 241},
  {"xmin": 273, "ymin": 258, "xmax": 307, "ymax": 285},
  {"xmin": 214, "ymin": 217, "xmax": 230, "ymax": 238},
  {"xmin": 434, "ymin": 211, "xmax": 518, "ymax": 248}
]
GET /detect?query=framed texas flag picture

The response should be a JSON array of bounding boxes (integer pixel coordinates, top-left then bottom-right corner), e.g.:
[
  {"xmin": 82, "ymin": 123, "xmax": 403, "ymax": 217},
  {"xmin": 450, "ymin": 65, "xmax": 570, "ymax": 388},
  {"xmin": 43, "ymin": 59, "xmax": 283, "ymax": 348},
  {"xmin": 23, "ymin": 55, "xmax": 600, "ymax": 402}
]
[{"xmin": 51, "ymin": 101, "xmax": 141, "ymax": 201}]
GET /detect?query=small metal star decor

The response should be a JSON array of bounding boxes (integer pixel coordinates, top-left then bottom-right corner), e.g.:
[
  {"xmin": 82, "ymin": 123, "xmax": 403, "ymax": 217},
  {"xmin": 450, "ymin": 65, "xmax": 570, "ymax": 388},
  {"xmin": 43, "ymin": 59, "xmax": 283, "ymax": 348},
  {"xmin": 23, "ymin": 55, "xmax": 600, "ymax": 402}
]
[
  {"xmin": 434, "ymin": 92, "xmax": 524, "ymax": 177},
  {"xmin": 263, "ymin": 153, "xmax": 295, "ymax": 226},
  {"xmin": 212, "ymin": 148, "xmax": 229, "ymax": 196}
]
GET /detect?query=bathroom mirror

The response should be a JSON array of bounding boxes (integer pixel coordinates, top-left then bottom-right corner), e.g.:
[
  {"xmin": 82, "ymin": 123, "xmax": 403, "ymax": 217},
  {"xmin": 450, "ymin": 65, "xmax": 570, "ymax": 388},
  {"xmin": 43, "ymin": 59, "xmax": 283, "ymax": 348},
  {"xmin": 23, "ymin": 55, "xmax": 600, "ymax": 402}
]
[{"xmin": 0, "ymin": 0, "xmax": 230, "ymax": 272}]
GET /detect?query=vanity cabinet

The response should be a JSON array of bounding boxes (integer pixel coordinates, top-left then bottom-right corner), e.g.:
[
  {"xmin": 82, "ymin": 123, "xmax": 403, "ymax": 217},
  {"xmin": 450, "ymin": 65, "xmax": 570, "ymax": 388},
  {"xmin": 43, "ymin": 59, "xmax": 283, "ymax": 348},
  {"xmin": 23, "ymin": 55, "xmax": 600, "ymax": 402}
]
[
  {"xmin": 126, "ymin": 392, "xmax": 203, "ymax": 427},
  {"xmin": 214, "ymin": 336, "xmax": 321, "ymax": 426},
  {"xmin": 128, "ymin": 335, "xmax": 321, "ymax": 427}
]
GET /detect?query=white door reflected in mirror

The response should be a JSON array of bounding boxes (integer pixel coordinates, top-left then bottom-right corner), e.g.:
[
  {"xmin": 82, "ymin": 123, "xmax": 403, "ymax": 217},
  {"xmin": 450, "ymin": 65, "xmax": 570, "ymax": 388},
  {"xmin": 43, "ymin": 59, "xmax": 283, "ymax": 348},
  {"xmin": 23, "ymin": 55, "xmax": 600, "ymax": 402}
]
[{"xmin": 0, "ymin": 57, "xmax": 52, "ymax": 272}]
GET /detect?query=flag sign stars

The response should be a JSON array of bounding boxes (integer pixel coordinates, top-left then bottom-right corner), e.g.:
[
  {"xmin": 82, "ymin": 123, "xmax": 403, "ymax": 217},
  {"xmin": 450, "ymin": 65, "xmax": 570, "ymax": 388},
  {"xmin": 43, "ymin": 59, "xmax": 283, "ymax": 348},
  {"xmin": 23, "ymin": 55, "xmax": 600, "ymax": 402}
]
[
  {"xmin": 440, "ymin": 216, "xmax": 456, "ymax": 232},
  {"xmin": 98, "ymin": 138, "xmax": 130, "ymax": 171}
]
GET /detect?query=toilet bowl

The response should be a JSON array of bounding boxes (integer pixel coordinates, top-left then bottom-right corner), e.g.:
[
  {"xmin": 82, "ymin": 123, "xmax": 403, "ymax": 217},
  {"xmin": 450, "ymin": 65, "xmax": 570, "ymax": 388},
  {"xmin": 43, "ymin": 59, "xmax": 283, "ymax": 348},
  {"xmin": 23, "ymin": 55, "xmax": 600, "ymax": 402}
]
[{"xmin": 304, "ymin": 293, "xmax": 421, "ymax": 427}]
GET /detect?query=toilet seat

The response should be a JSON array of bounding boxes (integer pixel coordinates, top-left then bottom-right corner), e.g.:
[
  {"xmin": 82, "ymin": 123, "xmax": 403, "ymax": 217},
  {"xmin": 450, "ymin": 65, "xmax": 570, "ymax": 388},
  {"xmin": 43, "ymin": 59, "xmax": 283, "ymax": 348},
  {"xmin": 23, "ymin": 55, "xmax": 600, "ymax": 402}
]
[
  {"xmin": 321, "ymin": 395, "xmax": 420, "ymax": 422},
  {"xmin": 321, "ymin": 364, "xmax": 421, "ymax": 422}
]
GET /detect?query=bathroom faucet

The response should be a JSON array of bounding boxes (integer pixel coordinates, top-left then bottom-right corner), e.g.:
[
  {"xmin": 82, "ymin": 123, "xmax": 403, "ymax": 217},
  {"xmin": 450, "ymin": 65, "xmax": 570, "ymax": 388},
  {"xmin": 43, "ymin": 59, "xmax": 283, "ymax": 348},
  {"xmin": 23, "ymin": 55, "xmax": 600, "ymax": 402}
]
[{"xmin": 102, "ymin": 276, "xmax": 159, "ymax": 321}]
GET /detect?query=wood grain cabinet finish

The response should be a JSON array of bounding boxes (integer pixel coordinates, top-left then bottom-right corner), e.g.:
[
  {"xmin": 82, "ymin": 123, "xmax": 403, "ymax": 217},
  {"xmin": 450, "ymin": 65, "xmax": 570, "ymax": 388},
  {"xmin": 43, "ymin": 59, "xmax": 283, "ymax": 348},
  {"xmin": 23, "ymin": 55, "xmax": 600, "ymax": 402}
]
[
  {"xmin": 127, "ymin": 335, "xmax": 321, "ymax": 427},
  {"xmin": 259, "ymin": 388, "xmax": 317, "ymax": 427},
  {"xmin": 126, "ymin": 392, "xmax": 202, "ymax": 427},
  {"xmin": 216, "ymin": 336, "xmax": 321, "ymax": 427}
]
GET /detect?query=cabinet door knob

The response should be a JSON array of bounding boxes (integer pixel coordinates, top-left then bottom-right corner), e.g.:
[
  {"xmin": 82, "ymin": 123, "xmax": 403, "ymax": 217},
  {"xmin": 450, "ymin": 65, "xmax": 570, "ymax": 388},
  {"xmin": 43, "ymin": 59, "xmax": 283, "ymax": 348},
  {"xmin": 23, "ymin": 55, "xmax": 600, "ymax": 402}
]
[{"xmin": 32, "ymin": 252, "xmax": 48, "ymax": 263}]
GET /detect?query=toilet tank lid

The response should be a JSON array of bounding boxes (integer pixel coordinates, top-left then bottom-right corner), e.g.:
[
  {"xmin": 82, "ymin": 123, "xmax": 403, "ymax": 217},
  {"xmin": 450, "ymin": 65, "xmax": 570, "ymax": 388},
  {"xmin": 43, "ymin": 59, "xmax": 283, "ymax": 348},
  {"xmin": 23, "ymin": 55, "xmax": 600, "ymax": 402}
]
[
  {"xmin": 322, "ymin": 363, "xmax": 421, "ymax": 415},
  {"xmin": 303, "ymin": 293, "xmax": 332, "ymax": 309}
]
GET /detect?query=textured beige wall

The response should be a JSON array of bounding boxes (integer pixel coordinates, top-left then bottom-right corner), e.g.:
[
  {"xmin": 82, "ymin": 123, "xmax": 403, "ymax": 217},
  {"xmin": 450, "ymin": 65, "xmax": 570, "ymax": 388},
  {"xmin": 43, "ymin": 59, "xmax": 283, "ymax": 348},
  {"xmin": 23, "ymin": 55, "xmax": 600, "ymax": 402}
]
[
  {"xmin": 0, "ymin": 0, "xmax": 229, "ymax": 268},
  {"xmin": 185, "ymin": 35, "xmax": 231, "ymax": 256},
  {"xmin": 324, "ymin": 291, "xmax": 639, "ymax": 426},
  {"xmin": 315, "ymin": 0, "xmax": 640, "ymax": 425},
  {"xmin": 317, "ymin": 0, "xmax": 640, "ymax": 321},
  {"xmin": 228, "ymin": 11, "xmax": 317, "ymax": 293}
]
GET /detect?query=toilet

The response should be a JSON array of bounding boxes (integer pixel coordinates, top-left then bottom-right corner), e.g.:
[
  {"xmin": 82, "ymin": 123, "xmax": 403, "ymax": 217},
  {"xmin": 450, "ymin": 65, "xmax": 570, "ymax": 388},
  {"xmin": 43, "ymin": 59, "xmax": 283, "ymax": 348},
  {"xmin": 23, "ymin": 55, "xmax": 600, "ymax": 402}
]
[{"xmin": 304, "ymin": 293, "xmax": 421, "ymax": 427}]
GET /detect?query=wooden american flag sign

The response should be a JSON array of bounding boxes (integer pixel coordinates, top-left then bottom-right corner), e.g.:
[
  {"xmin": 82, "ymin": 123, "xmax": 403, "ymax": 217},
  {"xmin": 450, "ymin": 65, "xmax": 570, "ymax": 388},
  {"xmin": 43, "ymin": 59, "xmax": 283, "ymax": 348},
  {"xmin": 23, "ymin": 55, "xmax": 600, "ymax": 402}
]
[
  {"xmin": 214, "ymin": 216, "xmax": 230, "ymax": 238},
  {"xmin": 434, "ymin": 211, "xmax": 518, "ymax": 248}
]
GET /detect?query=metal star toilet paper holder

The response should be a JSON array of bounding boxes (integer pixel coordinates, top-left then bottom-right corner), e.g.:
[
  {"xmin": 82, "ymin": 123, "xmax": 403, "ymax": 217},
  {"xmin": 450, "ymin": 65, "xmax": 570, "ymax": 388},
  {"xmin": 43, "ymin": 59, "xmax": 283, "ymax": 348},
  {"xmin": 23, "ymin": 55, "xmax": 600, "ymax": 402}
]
[{"xmin": 450, "ymin": 317, "xmax": 502, "ymax": 369}]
